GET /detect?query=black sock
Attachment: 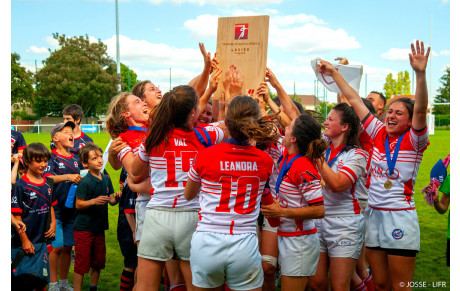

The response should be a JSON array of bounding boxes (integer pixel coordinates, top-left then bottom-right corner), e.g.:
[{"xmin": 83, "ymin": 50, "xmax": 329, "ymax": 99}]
[
  {"xmin": 89, "ymin": 286, "xmax": 97, "ymax": 291},
  {"xmin": 120, "ymin": 269, "xmax": 135, "ymax": 291}
]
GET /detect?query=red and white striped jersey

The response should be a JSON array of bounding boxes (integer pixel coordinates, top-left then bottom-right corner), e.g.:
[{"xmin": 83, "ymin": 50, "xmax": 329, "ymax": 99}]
[
  {"xmin": 277, "ymin": 151, "xmax": 324, "ymax": 236},
  {"xmin": 355, "ymin": 128, "xmax": 373, "ymax": 200},
  {"xmin": 362, "ymin": 114, "xmax": 429, "ymax": 210},
  {"xmin": 263, "ymin": 139, "xmax": 285, "ymax": 199},
  {"xmin": 322, "ymin": 144, "xmax": 367, "ymax": 216},
  {"xmin": 138, "ymin": 126, "xmax": 224, "ymax": 209},
  {"xmin": 188, "ymin": 142, "xmax": 273, "ymax": 235},
  {"xmin": 118, "ymin": 126, "xmax": 148, "ymax": 160}
]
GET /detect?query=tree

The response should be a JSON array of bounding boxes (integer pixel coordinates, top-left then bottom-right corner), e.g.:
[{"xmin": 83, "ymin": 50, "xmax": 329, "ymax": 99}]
[
  {"xmin": 11, "ymin": 53, "xmax": 35, "ymax": 111},
  {"xmin": 315, "ymin": 102, "xmax": 335, "ymax": 119},
  {"xmin": 117, "ymin": 63, "xmax": 139, "ymax": 91},
  {"xmin": 383, "ymin": 71, "xmax": 411, "ymax": 98},
  {"xmin": 34, "ymin": 33, "xmax": 120, "ymax": 117},
  {"xmin": 433, "ymin": 66, "xmax": 450, "ymax": 115}
]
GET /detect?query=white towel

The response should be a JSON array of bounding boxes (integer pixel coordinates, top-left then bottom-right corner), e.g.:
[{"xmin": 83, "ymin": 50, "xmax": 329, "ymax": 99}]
[{"xmin": 311, "ymin": 58, "xmax": 363, "ymax": 94}]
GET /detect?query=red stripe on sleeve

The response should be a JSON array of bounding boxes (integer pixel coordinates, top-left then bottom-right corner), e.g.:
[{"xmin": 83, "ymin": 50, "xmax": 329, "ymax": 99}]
[
  {"xmin": 124, "ymin": 209, "xmax": 135, "ymax": 214},
  {"xmin": 11, "ymin": 208, "xmax": 23, "ymax": 214}
]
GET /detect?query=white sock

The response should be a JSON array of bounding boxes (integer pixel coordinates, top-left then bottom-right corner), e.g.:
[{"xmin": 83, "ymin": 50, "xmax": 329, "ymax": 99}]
[
  {"xmin": 59, "ymin": 279, "xmax": 69, "ymax": 286},
  {"xmin": 49, "ymin": 282, "xmax": 58, "ymax": 288}
]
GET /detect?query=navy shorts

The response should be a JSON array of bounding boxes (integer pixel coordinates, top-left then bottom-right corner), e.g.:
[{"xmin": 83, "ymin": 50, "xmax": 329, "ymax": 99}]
[{"xmin": 119, "ymin": 240, "xmax": 138, "ymax": 268}]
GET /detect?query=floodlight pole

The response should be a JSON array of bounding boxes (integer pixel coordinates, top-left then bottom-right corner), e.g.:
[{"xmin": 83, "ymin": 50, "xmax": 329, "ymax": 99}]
[{"xmin": 116, "ymin": 0, "xmax": 121, "ymax": 92}]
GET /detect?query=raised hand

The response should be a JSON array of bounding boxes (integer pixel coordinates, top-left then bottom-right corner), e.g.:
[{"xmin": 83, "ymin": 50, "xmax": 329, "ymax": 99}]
[
  {"xmin": 317, "ymin": 60, "xmax": 336, "ymax": 77},
  {"xmin": 199, "ymin": 42, "xmax": 212, "ymax": 69},
  {"xmin": 229, "ymin": 65, "xmax": 243, "ymax": 97},
  {"xmin": 265, "ymin": 67, "xmax": 280, "ymax": 88},
  {"xmin": 335, "ymin": 57, "xmax": 349, "ymax": 65},
  {"xmin": 256, "ymin": 82, "xmax": 270, "ymax": 103},
  {"xmin": 211, "ymin": 52, "xmax": 219, "ymax": 73},
  {"xmin": 409, "ymin": 40, "xmax": 430, "ymax": 73},
  {"xmin": 209, "ymin": 68, "xmax": 222, "ymax": 93}
]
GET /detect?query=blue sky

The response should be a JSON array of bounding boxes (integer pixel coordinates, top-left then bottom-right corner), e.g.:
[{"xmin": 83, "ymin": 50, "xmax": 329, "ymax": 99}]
[{"xmin": 11, "ymin": 0, "xmax": 450, "ymax": 103}]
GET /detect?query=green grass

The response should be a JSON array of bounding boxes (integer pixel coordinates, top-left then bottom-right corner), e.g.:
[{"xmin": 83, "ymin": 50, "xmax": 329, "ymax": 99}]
[{"xmin": 22, "ymin": 130, "xmax": 451, "ymax": 290}]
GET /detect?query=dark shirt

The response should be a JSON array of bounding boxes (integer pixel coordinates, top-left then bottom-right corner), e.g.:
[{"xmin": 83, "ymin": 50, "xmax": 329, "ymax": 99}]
[
  {"xmin": 74, "ymin": 172, "xmax": 114, "ymax": 233},
  {"xmin": 11, "ymin": 174, "xmax": 57, "ymax": 247},
  {"xmin": 44, "ymin": 149, "xmax": 83, "ymax": 221}
]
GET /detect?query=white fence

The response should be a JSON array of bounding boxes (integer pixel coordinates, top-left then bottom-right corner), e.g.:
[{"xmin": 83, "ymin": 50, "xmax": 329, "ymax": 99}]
[{"xmin": 11, "ymin": 124, "xmax": 105, "ymax": 134}]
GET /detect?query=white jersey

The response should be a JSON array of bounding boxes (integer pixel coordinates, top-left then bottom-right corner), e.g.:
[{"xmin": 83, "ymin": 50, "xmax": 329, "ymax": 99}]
[
  {"xmin": 277, "ymin": 151, "xmax": 324, "ymax": 236},
  {"xmin": 188, "ymin": 141, "xmax": 273, "ymax": 234},
  {"xmin": 138, "ymin": 126, "xmax": 224, "ymax": 209},
  {"xmin": 322, "ymin": 145, "xmax": 367, "ymax": 217},
  {"xmin": 263, "ymin": 139, "xmax": 285, "ymax": 199},
  {"xmin": 362, "ymin": 114, "xmax": 429, "ymax": 210}
]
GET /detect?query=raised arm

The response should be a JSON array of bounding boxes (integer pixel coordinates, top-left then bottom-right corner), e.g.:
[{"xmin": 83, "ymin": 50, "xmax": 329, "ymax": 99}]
[
  {"xmin": 409, "ymin": 40, "xmax": 430, "ymax": 131},
  {"xmin": 318, "ymin": 60, "xmax": 369, "ymax": 120},
  {"xmin": 188, "ymin": 43, "xmax": 213, "ymax": 97},
  {"xmin": 195, "ymin": 69, "xmax": 222, "ymax": 123},
  {"xmin": 265, "ymin": 67, "xmax": 300, "ymax": 119},
  {"xmin": 335, "ymin": 57, "xmax": 350, "ymax": 105},
  {"xmin": 257, "ymin": 82, "xmax": 292, "ymax": 128}
]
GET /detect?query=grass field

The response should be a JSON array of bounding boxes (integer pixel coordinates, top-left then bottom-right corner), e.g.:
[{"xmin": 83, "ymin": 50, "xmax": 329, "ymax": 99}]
[{"xmin": 22, "ymin": 129, "xmax": 451, "ymax": 290}]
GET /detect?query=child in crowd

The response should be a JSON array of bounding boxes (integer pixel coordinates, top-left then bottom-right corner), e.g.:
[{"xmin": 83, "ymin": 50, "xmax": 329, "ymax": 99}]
[
  {"xmin": 11, "ymin": 143, "xmax": 57, "ymax": 290},
  {"xmin": 72, "ymin": 142, "xmax": 120, "ymax": 291},
  {"xmin": 45, "ymin": 121, "xmax": 83, "ymax": 291},
  {"xmin": 51, "ymin": 104, "xmax": 94, "ymax": 155},
  {"xmin": 117, "ymin": 168, "xmax": 137, "ymax": 291}
]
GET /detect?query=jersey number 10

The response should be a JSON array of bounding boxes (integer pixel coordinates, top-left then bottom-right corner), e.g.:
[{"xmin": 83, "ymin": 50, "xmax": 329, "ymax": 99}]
[{"xmin": 216, "ymin": 176, "xmax": 260, "ymax": 215}]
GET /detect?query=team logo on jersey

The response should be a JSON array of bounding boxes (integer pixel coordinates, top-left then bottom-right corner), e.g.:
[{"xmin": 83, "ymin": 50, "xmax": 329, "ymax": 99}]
[
  {"xmin": 300, "ymin": 170, "xmax": 317, "ymax": 184},
  {"xmin": 59, "ymin": 162, "xmax": 65, "ymax": 169},
  {"xmin": 337, "ymin": 160, "xmax": 344, "ymax": 171},
  {"xmin": 29, "ymin": 192, "xmax": 37, "ymax": 200},
  {"xmin": 79, "ymin": 143, "xmax": 85, "ymax": 148},
  {"xmin": 235, "ymin": 23, "xmax": 248, "ymax": 40},
  {"xmin": 74, "ymin": 161, "xmax": 78, "ymax": 168},
  {"xmin": 392, "ymin": 229, "xmax": 404, "ymax": 239},
  {"xmin": 48, "ymin": 188, "xmax": 51, "ymax": 195}
]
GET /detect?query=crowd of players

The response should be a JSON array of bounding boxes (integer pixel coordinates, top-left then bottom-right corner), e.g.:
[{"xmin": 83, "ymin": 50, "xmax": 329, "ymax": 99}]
[{"xmin": 11, "ymin": 40, "xmax": 432, "ymax": 291}]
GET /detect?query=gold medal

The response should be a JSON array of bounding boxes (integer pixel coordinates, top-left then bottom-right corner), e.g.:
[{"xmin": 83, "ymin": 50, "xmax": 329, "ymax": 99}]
[{"xmin": 384, "ymin": 180, "xmax": 392, "ymax": 189}]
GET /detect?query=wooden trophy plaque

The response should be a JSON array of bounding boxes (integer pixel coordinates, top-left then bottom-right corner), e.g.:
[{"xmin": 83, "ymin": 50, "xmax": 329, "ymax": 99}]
[{"xmin": 215, "ymin": 15, "xmax": 270, "ymax": 100}]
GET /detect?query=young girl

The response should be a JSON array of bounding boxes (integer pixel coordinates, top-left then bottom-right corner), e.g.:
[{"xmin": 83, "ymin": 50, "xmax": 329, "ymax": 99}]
[
  {"xmin": 261, "ymin": 115, "xmax": 327, "ymax": 291},
  {"xmin": 318, "ymin": 40, "xmax": 430, "ymax": 290},
  {"xmin": 130, "ymin": 85, "xmax": 225, "ymax": 291},
  {"xmin": 308, "ymin": 103, "xmax": 368, "ymax": 291},
  {"xmin": 184, "ymin": 96, "xmax": 279, "ymax": 290}
]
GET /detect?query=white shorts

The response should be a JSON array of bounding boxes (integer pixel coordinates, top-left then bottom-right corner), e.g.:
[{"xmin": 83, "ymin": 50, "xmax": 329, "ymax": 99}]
[
  {"xmin": 262, "ymin": 216, "xmax": 278, "ymax": 233},
  {"xmin": 365, "ymin": 207, "xmax": 420, "ymax": 251},
  {"xmin": 315, "ymin": 215, "xmax": 364, "ymax": 259},
  {"xmin": 138, "ymin": 207, "xmax": 198, "ymax": 261},
  {"xmin": 190, "ymin": 231, "xmax": 263, "ymax": 290},
  {"xmin": 278, "ymin": 233, "xmax": 320, "ymax": 277},
  {"xmin": 135, "ymin": 200, "xmax": 149, "ymax": 242}
]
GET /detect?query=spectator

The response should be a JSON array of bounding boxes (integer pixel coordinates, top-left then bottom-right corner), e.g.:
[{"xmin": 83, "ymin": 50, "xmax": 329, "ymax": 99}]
[
  {"xmin": 73, "ymin": 143, "xmax": 119, "ymax": 291},
  {"xmin": 45, "ymin": 121, "xmax": 83, "ymax": 291}
]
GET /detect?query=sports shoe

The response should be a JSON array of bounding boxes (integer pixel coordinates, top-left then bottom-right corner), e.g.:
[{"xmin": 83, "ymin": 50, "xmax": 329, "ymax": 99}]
[
  {"xmin": 48, "ymin": 284, "xmax": 59, "ymax": 291},
  {"xmin": 59, "ymin": 283, "xmax": 74, "ymax": 291}
]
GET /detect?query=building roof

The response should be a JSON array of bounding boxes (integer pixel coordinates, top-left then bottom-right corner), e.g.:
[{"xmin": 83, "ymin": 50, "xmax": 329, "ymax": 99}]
[{"xmin": 288, "ymin": 94, "xmax": 321, "ymax": 108}]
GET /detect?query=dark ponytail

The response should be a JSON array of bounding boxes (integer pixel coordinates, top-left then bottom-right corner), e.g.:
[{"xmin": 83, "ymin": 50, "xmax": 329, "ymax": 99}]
[
  {"xmin": 144, "ymin": 85, "xmax": 198, "ymax": 153},
  {"xmin": 292, "ymin": 115, "xmax": 328, "ymax": 160},
  {"xmin": 331, "ymin": 103, "xmax": 361, "ymax": 150}
]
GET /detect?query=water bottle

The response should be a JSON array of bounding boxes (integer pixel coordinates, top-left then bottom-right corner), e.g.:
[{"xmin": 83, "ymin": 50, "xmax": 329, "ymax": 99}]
[{"xmin": 65, "ymin": 183, "xmax": 78, "ymax": 208}]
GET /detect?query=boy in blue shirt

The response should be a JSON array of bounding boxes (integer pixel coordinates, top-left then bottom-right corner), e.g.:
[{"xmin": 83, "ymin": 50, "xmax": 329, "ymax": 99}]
[{"xmin": 73, "ymin": 143, "xmax": 119, "ymax": 291}]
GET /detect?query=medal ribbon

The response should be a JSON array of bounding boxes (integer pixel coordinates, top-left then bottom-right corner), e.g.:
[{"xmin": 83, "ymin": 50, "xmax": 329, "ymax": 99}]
[
  {"xmin": 225, "ymin": 138, "xmax": 250, "ymax": 146},
  {"xmin": 275, "ymin": 153, "xmax": 302, "ymax": 194},
  {"xmin": 127, "ymin": 126, "xmax": 147, "ymax": 132},
  {"xmin": 385, "ymin": 135, "xmax": 404, "ymax": 176},
  {"xmin": 325, "ymin": 145, "xmax": 348, "ymax": 167}
]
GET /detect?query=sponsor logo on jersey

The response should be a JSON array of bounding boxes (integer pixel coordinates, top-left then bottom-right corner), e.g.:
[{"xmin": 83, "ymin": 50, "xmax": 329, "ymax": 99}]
[
  {"xmin": 335, "ymin": 240, "xmax": 352, "ymax": 246},
  {"xmin": 59, "ymin": 162, "xmax": 65, "ymax": 169},
  {"xmin": 235, "ymin": 23, "xmax": 248, "ymax": 40},
  {"xmin": 392, "ymin": 229, "xmax": 404, "ymax": 239},
  {"xmin": 29, "ymin": 192, "xmax": 37, "ymax": 199},
  {"xmin": 337, "ymin": 160, "xmax": 344, "ymax": 171}
]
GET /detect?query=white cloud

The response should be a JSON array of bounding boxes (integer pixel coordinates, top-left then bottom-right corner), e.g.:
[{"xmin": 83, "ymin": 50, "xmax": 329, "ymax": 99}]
[
  {"xmin": 442, "ymin": 0, "xmax": 449, "ymax": 3},
  {"xmin": 145, "ymin": 0, "xmax": 285, "ymax": 5},
  {"xmin": 183, "ymin": 14, "xmax": 218, "ymax": 39},
  {"xmin": 45, "ymin": 36, "xmax": 59, "ymax": 47},
  {"xmin": 183, "ymin": 12, "xmax": 359, "ymax": 54},
  {"xmin": 136, "ymin": 68, "xmax": 198, "ymax": 88},
  {"xmin": 269, "ymin": 23, "xmax": 360, "ymax": 54},
  {"xmin": 272, "ymin": 14, "xmax": 326, "ymax": 26},
  {"xmin": 27, "ymin": 46, "xmax": 49, "ymax": 54},
  {"xmin": 381, "ymin": 48, "xmax": 411, "ymax": 61},
  {"xmin": 20, "ymin": 62, "xmax": 41, "ymax": 73},
  {"xmin": 440, "ymin": 50, "xmax": 450, "ymax": 56},
  {"xmin": 103, "ymin": 34, "xmax": 205, "ymax": 69}
]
